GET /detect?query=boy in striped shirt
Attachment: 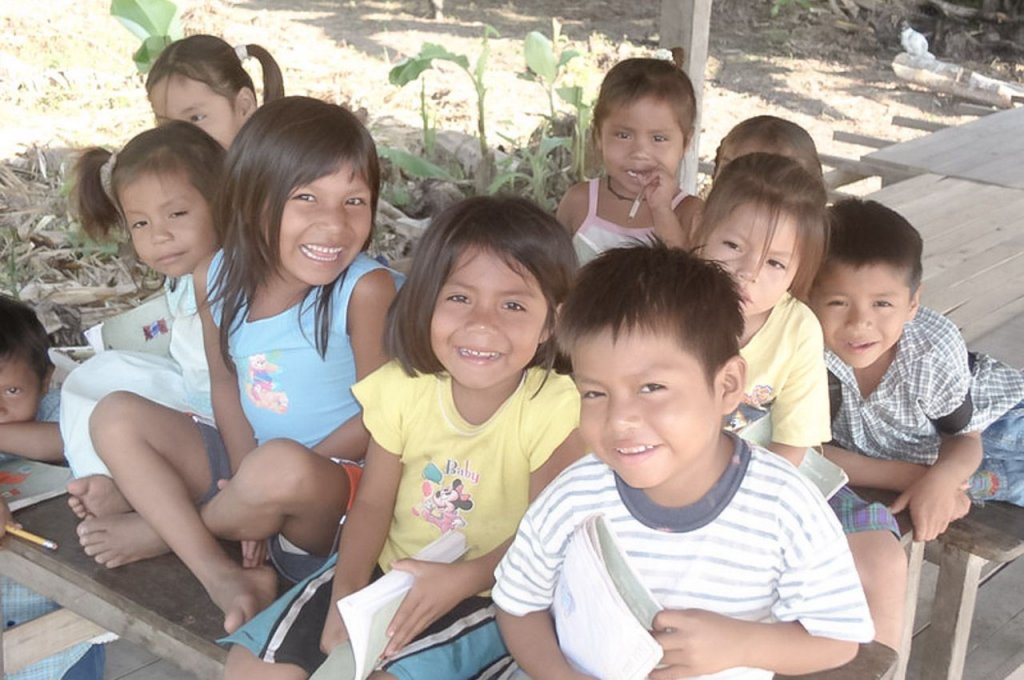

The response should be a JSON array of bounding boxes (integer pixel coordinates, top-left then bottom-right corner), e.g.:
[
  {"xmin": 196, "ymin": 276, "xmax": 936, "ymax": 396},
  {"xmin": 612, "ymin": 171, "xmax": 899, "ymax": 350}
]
[{"xmin": 492, "ymin": 244, "xmax": 873, "ymax": 679}]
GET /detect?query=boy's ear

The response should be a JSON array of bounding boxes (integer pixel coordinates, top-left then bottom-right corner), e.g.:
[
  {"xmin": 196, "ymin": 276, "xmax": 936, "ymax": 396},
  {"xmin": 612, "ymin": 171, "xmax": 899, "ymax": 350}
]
[
  {"xmin": 716, "ymin": 354, "xmax": 747, "ymax": 415},
  {"xmin": 236, "ymin": 87, "xmax": 257, "ymax": 119},
  {"xmin": 908, "ymin": 286, "xmax": 922, "ymax": 321}
]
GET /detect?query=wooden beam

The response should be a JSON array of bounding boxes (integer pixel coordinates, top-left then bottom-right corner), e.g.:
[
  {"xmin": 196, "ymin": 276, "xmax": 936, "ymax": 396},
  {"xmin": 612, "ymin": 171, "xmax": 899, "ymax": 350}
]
[
  {"xmin": 660, "ymin": 0, "xmax": 713, "ymax": 194},
  {"xmin": 891, "ymin": 116, "xmax": 948, "ymax": 133},
  {"xmin": 833, "ymin": 130, "xmax": 897, "ymax": 149},
  {"xmin": 3, "ymin": 609, "xmax": 108, "ymax": 674}
]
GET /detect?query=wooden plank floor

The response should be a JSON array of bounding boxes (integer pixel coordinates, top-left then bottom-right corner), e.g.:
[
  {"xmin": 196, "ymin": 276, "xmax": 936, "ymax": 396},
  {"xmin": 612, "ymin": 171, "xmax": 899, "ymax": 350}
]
[
  {"xmin": 863, "ymin": 107, "xmax": 1024, "ymax": 190},
  {"xmin": 867, "ymin": 174, "xmax": 1024, "ymax": 343}
]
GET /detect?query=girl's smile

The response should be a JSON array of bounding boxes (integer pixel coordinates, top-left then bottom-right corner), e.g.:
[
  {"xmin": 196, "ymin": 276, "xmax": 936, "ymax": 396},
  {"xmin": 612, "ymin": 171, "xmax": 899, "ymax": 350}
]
[
  {"xmin": 431, "ymin": 247, "xmax": 550, "ymax": 418},
  {"xmin": 274, "ymin": 164, "xmax": 372, "ymax": 302}
]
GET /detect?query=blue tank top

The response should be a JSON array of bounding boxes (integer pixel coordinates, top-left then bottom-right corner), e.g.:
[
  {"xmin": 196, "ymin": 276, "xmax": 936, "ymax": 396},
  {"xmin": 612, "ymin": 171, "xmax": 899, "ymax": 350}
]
[{"xmin": 208, "ymin": 251, "xmax": 400, "ymax": 448}]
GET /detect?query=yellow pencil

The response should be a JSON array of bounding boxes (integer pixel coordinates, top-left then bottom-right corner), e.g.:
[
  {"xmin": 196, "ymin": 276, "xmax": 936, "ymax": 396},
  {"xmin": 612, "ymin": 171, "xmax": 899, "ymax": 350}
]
[{"xmin": 4, "ymin": 523, "xmax": 58, "ymax": 550}]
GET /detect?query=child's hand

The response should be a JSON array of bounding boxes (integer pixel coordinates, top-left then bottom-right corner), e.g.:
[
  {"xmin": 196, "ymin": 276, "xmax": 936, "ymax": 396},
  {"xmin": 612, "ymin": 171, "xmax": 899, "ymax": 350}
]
[
  {"xmin": 649, "ymin": 609, "xmax": 743, "ymax": 678},
  {"xmin": 0, "ymin": 498, "xmax": 13, "ymax": 537},
  {"xmin": 319, "ymin": 607, "xmax": 350, "ymax": 654},
  {"xmin": 890, "ymin": 467, "xmax": 971, "ymax": 541},
  {"xmin": 383, "ymin": 559, "xmax": 471, "ymax": 658},
  {"xmin": 637, "ymin": 164, "xmax": 679, "ymax": 218},
  {"xmin": 240, "ymin": 539, "xmax": 267, "ymax": 568}
]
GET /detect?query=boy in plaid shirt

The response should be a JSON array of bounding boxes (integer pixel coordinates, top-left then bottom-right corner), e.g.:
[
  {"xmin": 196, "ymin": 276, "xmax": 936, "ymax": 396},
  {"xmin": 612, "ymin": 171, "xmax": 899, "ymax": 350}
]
[{"xmin": 810, "ymin": 199, "xmax": 1024, "ymax": 542}]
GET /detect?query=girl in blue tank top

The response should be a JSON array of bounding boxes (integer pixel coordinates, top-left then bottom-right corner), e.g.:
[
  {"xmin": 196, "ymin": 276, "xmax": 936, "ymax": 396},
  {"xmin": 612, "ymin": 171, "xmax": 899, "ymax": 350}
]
[{"xmin": 84, "ymin": 97, "xmax": 399, "ymax": 636}]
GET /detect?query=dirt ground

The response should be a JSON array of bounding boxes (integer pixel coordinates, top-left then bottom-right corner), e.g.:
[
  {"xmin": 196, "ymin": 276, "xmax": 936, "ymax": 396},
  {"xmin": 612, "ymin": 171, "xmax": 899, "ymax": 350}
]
[
  {"xmin": 0, "ymin": 0, "xmax": 1019, "ymax": 320},
  {"xmin": 2, "ymin": 0, "xmax": 1009, "ymax": 165}
]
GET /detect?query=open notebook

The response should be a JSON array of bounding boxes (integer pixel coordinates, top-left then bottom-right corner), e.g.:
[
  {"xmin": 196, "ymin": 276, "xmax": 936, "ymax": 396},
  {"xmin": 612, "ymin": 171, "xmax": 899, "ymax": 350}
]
[
  {"xmin": 552, "ymin": 513, "xmax": 663, "ymax": 680},
  {"xmin": 331, "ymin": 531, "xmax": 468, "ymax": 680}
]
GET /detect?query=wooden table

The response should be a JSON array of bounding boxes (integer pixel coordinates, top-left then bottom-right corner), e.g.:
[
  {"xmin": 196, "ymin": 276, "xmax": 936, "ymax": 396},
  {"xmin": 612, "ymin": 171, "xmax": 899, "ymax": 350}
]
[
  {"xmin": 0, "ymin": 497, "xmax": 228, "ymax": 679},
  {"xmin": 863, "ymin": 107, "xmax": 1024, "ymax": 190},
  {"xmin": 865, "ymin": 173, "xmax": 1024, "ymax": 343}
]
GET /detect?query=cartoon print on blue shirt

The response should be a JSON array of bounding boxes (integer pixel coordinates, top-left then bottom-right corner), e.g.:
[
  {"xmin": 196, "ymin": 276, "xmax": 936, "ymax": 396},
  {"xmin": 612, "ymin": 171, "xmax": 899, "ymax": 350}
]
[{"xmin": 245, "ymin": 352, "xmax": 289, "ymax": 413}]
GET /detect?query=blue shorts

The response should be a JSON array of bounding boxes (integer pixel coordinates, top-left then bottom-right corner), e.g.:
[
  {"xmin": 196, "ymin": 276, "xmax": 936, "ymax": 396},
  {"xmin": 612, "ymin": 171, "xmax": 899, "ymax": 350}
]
[
  {"xmin": 193, "ymin": 417, "xmax": 231, "ymax": 506},
  {"xmin": 221, "ymin": 556, "xmax": 509, "ymax": 678},
  {"xmin": 973, "ymin": 399, "xmax": 1024, "ymax": 505}
]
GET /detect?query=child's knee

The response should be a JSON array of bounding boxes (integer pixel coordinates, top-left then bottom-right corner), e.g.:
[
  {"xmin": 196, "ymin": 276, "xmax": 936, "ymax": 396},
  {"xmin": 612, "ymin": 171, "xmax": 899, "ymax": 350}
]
[
  {"xmin": 234, "ymin": 439, "xmax": 320, "ymax": 502},
  {"xmin": 225, "ymin": 644, "xmax": 308, "ymax": 680},
  {"xmin": 848, "ymin": 531, "xmax": 907, "ymax": 590},
  {"xmin": 90, "ymin": 391, "xmax": 146, "ymax": 442}
]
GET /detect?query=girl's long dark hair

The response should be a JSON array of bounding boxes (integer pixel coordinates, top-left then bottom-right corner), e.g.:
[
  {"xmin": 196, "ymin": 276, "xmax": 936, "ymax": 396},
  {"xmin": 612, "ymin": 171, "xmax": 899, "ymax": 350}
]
[{"xmin": 212, "ymin": 96, "xmax": 380, "ymax": 366}]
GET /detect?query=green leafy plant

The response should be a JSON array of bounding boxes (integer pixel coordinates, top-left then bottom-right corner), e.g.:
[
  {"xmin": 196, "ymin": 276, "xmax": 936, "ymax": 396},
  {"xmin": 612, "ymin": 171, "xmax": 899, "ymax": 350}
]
[
  {"xmin": 522, "ymin": 19, "xmax": 580, "ymax": 121},
  {"xmin": 520, "ymin": 19, "xmax": 593, "ymax": 182},
  {"xmin": 378, "ymin": 146, "xmax": 457, "ymax": 182},
  {"xmin": 489, "ymin": 131, "xmax": 570, "ymax": 210},
  {"xmin": 770, "ymin": 0, "xmax": 813, "ymax": 17},
  {"xmin": 111, "ymin": 0, "xmax": 183, "ymax": 73},
  {"xmin": 389, "ymin": 26, "xmax": 499, "ymax": 192}
]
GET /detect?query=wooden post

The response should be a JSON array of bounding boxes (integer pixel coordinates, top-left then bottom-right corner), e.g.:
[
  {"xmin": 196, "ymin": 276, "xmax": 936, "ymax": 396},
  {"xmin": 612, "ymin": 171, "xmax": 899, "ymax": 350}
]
[{"xmin": 660, "ymin": 0, "xmax": 713, "ymax": 194}]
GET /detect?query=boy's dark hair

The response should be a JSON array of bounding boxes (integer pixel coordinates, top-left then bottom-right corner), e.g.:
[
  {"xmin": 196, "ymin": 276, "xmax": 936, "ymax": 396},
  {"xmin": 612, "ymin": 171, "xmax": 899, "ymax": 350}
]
[
  {"xmin": 387, "ymin": 195, "xmax": 577, "ymax": 376},
  {"xmin": 0, "ymin": 296, "xmax": 52, "ymax": 381},
  {"xmin": 558, "ymin": 243, "xmax": 743, "ymax": 384},
  {"xmin": 592, "ymin": 57, "xmax": 697, "ymax": 148},
  {"xmin": 147, "ymin": 35, "xmax": 284, "ymax": 107},
  {"xmin": 826, "ymin": 198, "xmax": 924, "ymax": 291},
  {"xmin": 213, "ymin": 96, "xmax": 380, "ymax": 364}
]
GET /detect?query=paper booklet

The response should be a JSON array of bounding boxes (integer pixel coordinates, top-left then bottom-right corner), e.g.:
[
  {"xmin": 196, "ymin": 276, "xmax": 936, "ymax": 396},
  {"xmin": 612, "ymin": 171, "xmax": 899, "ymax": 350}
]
[
  {"xmin": 552, "ymin": 514, "xmax": 663, "ymax": 680},
  {"xmin": 0, "ymin": 455, "xmax": 73, "ymax": 511},
  {"xmin": 726, "ymin": 404, "xmax": 848, "ymax": 500},
  {"xmin": 335, "ymin": 531, "xmax": 468, "ymax": 680}
]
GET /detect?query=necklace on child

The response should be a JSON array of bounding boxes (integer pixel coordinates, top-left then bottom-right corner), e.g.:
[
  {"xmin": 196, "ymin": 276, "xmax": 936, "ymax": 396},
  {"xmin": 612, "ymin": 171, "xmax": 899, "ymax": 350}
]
[{"xmin": 606, "ymin": 176, "xmax": 635, "ymax": 201}]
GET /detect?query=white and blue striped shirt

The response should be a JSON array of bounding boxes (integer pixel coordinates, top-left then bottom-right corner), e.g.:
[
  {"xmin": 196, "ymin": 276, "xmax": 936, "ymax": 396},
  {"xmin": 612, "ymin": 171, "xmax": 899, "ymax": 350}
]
[{"xmin": 493, "ymin": 438, "xmax": 873, "ymax": 679}]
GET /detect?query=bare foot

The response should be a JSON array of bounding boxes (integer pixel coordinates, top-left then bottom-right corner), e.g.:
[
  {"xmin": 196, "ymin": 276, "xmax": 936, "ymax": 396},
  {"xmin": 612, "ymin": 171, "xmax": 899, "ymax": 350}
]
[
  {"xmin": 210, "ymin": 564, "xmax": 279, "ymax": 634},
  {"xmin": 77, "ymin": 513, "xmax": 169, "ymax": 567},
  {"xmin": 67, "ymin": 476, "xmax": 132, "ymax": 519}
]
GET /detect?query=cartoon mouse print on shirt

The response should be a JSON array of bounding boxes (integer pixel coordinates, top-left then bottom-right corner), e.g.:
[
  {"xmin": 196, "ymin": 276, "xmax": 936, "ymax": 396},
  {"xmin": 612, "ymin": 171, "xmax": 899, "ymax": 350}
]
[
  {"xmin": 413, "ymin": 460, "xmax": 477, "ymax": 533},
  {"xmin": 245, "ymin": 352, "xmax": 289, "ymax": 413}
]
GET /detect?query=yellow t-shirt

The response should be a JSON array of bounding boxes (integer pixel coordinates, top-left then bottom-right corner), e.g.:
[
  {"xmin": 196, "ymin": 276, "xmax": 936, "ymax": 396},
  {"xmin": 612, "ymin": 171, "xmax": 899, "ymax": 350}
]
[
  {"xmin": 352, "ymin": 361, "xmax": 580, "ymax": 573},
  {"xmin": 739, "ymin": 293, "xmax": 831, "ymax": 448}
]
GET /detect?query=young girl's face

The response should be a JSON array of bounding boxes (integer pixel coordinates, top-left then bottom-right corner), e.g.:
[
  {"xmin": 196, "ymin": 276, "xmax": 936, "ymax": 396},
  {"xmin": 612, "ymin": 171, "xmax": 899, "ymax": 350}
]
[
  {"xmin": 598, "ymin": 95, "xmax": 688, "ymax": 197},
  {"xmin": 701, "ymin": 203, "xmax": 801, "ymax": 322},
  {"xmin": 149, "ymin": 75, "xmax": 255, "ymax": 149},
  {"xmin": 431, "ymin": 247, "xmax": 550, "ymax": 403},
  {"xmin": 274, "ymin": 164, "xmax": 373, "ymax": 297},
  {"xmin": 119, "ymin": 170, "xmax": 218, "ymax": 278}
]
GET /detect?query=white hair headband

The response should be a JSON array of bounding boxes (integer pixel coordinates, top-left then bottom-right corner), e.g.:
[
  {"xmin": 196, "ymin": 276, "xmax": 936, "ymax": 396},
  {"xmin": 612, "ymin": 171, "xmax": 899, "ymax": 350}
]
[
  {"xmin": 99, "ymin": 152, "xmax": 117, "ymax": 201},
  {"xmin": 234, "ymin": 44, "xmax": 249, "ymax": 62}
]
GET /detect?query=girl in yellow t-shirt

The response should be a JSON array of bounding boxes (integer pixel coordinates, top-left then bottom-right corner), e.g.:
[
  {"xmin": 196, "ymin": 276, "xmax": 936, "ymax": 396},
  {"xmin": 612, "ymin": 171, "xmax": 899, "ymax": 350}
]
[
  {"xmin": 222, "ymin": 195, "xmax": 583, "ymax": 680},
  {"xmin": 693, "ymin": 152, "xmax": 908, "ymax": 650}
]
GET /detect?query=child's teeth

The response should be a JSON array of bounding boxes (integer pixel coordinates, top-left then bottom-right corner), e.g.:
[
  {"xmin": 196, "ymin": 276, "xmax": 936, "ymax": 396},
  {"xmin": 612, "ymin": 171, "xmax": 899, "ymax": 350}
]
[
  {"xmin": 301, "ymin": 244, "xmax": 343, "ymax": 261},
  {"xmin": 617, "ymin": 445, "xmax": 654, "ymax": 454},
  {"xmin": 460, "ymin": 348, "xmax": 499, "ymax": 359}
]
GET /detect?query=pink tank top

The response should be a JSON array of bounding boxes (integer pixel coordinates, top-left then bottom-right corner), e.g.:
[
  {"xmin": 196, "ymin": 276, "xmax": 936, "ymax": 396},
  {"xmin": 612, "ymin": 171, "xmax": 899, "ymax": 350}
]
[{"xmin": 572, "ymin": 178, "xmax": 687, "ymax": 266}]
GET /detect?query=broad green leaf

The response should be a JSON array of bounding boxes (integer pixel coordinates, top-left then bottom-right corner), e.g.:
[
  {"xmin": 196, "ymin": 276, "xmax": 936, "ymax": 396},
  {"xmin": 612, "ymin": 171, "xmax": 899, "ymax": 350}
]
[
  {"xmin": 556, "ymin": 85, "xmax": 583, "ymax": 108},
  {"xmin": 133, "ymin": 34, "xmax": 173, "ymax": 73},
  {"xmin": 557, "ymin": 49, "xmax": 580, "ymax": 69},
  {"xmin": 538, "ymin": 135, "xmax": 570, "ymax": 156},
  {"xmin": 389, "ymin": 57, "xmax": 436, "ymax": 87},
  {"xmin": 524, "ymin": 32, "xmax": 557, "ymax": 83},
  {"xmin": 111, "ymin": 0, "xmax": 182, "ymax": 42},
  {"xmin": 379, "ymin": 147, "xmax": 455, "ymax": 181},
  {"xmin": 488, "ymin": 170, "xmax": 530, "ymax": 194}
]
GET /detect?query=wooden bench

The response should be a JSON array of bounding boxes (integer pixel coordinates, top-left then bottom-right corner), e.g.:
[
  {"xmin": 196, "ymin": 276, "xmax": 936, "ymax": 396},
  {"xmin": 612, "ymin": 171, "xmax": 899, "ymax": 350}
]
[
  {"xmin": 0, "ymin": 496, "xmax": 230, "ymax": 679},
  {"xmin": 857, "ymin": 488, "xmax": 1024, "ymax": 680}
]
